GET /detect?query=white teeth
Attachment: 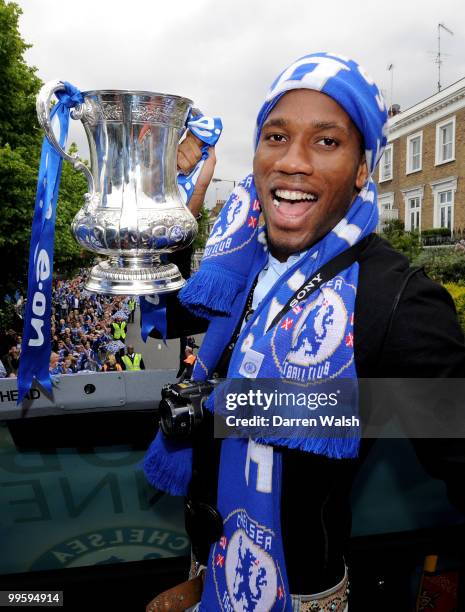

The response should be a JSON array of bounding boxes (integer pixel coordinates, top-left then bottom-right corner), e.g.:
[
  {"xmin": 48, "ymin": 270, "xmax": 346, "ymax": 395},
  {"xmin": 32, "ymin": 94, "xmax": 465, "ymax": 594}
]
[
  {"xmin": 273, "ymin": 199, "xmax": 280, "ymax": 209},
  {"xmin": 275, "ymin": 189, "xmax": 317, "ymax": 201}
]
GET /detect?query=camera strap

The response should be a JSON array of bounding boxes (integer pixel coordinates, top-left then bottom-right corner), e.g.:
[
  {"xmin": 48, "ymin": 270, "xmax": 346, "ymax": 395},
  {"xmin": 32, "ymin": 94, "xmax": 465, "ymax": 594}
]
[
  {"xmin": 214, "ymin": 235, "xmax": 371, "ymax": 377},
  {"xmin": 265, "ymin": 236, "xmax": 370, "ymax": 332}
]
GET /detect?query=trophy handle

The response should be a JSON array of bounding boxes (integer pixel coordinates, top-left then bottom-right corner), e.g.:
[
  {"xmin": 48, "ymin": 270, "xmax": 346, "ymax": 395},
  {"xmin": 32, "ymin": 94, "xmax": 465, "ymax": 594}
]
[{"xmin": 36, "ymin": 79, "xmax": 95, "ymax": 198}]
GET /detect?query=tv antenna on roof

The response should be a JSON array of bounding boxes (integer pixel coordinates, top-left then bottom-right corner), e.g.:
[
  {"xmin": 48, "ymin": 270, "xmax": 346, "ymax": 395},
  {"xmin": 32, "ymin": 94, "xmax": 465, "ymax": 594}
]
[
  {"xmin": 436, "ymin": 22, "xmax": 453, "ymax": 92},
  {"xmin": 387, "ymin": 63, "xmax": 394, "ymax": 110}
]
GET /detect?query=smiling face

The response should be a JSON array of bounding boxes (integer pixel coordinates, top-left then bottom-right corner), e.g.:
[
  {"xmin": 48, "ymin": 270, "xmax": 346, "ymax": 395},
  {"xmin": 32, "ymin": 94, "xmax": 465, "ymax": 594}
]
[{"xmin": 253, "ymin": 89, "xmax": 368, "ymax": 261}]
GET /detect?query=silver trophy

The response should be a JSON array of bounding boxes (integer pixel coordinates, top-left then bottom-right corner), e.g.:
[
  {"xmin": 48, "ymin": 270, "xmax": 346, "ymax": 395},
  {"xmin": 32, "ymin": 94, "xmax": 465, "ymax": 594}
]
[{"xmin": 36, "ymin": 81, "xmax": 198, "ymax": 295}]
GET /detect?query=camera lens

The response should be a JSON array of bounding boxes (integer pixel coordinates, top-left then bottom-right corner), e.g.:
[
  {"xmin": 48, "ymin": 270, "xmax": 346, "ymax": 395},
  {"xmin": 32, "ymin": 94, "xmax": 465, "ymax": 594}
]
[{"xmin": 159, "ymin": 398, "xmax": 192, "ymax": 438}]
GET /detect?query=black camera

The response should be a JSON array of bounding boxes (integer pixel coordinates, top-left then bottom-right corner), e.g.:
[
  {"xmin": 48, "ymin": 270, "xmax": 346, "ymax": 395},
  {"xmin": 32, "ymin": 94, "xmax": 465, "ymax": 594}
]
[{"xmin": 158, "ymin": 380, "xmax": 216, "ymax": 438}]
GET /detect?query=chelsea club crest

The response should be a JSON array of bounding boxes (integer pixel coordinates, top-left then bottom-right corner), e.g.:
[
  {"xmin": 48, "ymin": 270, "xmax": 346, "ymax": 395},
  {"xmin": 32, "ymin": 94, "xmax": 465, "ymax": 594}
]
[
  {"xmin": 272, "ymin": 279, "xmax": 355, "ymax": 383},
  {"xmin": 204, "ymin": 184, "xmax": 260, "ymax": 258},
  {"xmin": 211, "ymin": 508, "xmax": 287, "ymax": 611}
]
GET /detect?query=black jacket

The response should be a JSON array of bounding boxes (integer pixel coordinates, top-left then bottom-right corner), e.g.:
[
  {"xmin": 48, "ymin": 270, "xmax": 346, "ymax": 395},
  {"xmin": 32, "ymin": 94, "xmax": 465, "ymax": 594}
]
[{"xmin": 152, "ymin": 235, "xmax": 465, "ymax": 593}]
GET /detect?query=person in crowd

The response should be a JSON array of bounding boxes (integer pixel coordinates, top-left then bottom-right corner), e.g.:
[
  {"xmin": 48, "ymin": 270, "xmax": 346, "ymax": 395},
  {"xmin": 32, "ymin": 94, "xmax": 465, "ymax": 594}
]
[
  {"xmin": 49, "ymin": 351, "xmax": 63, "ymax": 375},
  {"xmin": 102, "ymin": 354, "xmax": 122, "ymax": 372},
  {"xmin": 111, "ymin": 316, "xmax": 127, "ymax": 344},
  {"xmin": 128, "ymin": 297, "xmax": 136, "ymax": 323},
  {"xmin": 59, "ymin": 294, "xmax": 68, "ymax": 320},
  {"xmin": 0, "ymin": 273, "xmax": 133, "ymax": 377},
  {"xmin": 178, "ymin": 346, "xmax": 196, "ymax": 382},
  {"xmin": 121, "ymin": 345, "xmax": 145, "ymax": 371},
  {"xmin": 2, "ymin": 345, "xmax": 20, "ymax": 378}
]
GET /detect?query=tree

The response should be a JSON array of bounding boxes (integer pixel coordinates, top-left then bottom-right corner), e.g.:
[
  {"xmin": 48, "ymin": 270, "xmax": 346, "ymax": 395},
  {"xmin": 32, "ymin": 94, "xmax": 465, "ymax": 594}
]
[
  {"xmin": 53, "ymin": 143, "xmax": 90, "ymax": 275},
  {"xmin": 193, "ymin": 204, "xmax": 211, "ymax": 251},
  {"xmin": 0, "ymin": 0, "xmax": 42, "ymax": 149},
  {"xmin": 0, "ymin": 1, "xmax": 88, "ymax": 297}
]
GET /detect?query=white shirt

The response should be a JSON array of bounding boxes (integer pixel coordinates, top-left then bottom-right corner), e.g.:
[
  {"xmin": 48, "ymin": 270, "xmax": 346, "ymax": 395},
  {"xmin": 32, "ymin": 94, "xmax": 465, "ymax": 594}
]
[{"xmin": 251, "ymin": 249, "xmax": 317, "ymax": 311}]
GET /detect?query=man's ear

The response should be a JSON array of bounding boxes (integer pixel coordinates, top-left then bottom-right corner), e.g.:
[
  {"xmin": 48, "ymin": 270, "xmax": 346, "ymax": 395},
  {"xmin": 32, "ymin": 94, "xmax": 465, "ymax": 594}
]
[{"xmin": 355, "ymin": 156, "xmax": 369, "ymax": 191}]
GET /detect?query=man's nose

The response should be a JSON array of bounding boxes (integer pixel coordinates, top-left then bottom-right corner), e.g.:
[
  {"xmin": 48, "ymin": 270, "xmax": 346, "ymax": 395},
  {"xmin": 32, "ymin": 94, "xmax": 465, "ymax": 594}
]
[{"xmin": 273, "ymin": 139, "xmax": 314, "ymax": 174}]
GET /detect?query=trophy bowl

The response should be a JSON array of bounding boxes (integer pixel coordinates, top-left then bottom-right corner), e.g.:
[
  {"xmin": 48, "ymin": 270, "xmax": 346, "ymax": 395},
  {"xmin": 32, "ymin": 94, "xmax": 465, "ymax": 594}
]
[{"xmin": 36, "ymin": 81, "xmax": 198, "ymax": 295}]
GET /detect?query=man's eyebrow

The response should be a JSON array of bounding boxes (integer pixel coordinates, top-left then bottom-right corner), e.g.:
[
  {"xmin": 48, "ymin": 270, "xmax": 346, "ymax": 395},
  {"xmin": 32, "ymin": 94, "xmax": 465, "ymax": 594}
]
[
  {"xmin": 262, "ymin": 117, "xmax": 350, "ymax": 134},
  {"xmin": 262, "ymin": 118, "xmax": 287, "ymax": 129},
  {"xmin": 312, "ymin": 120, "xmax": 350, "ymax": 134}
]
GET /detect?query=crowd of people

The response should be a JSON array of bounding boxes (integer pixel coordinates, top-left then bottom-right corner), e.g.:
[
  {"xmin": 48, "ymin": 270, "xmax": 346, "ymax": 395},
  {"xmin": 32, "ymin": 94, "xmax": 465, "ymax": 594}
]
[{"xmin": 0, "ymin": 272, "xmax": 141, "ymax": 378}]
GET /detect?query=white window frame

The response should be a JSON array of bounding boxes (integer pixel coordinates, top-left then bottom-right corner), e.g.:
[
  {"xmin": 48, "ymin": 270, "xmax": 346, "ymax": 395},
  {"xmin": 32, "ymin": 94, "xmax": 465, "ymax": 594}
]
[
  {"xmin": 377, "ymin": 192, "xmax": 395, "ymax": 232},
  {"xmin": 401, "ymin": 186, "xmax": 424, "ymax": 232},
  {"xmin": 438, "ymin": 191, "xmax": 453, "ymax": 230},
  {"xmin": 430, "ymin": 177, "xmax": 457, "ymax": 230},
  {"xmin": 406, "ymin": 131, "xmax": 423, "ymax": 174},
  {"xmin": 379, "ymin": 144, "xmax": 393, "ymax": 182},
  {"xmin": 407, "ymin": 196, "xmax": 421, "ymax": 231},
  {"xmin": 379, "ymin": 192, "xmax": 394, "ymax": 212},
  {"xmin": 435, "ymin": 116, "xmax": 456, "ymax": 165}
]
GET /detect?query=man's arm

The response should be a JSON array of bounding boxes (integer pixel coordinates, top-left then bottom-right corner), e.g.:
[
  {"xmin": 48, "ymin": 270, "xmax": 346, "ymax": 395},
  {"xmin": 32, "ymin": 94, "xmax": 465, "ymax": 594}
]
[
  {"xmin": 148, "ymin": 291, "xmax": 210, "ymax": 340},
  {"xmin": 177, "ymin": 131, "xmax": 216, "ymax": 219}
]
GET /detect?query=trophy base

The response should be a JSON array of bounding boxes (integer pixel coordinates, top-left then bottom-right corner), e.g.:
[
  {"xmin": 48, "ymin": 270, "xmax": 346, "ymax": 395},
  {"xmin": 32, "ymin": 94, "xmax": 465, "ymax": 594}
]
[{"xmin": 84, "ymin": 257, "xmax": 186, "ymax": 295}]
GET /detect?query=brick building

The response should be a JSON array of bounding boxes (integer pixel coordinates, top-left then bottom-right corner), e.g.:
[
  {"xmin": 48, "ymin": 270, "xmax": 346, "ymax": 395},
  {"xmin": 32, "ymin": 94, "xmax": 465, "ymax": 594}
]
[{"xmin": 376, "ymin": 77, "xmax": 465, "ymax": 234}]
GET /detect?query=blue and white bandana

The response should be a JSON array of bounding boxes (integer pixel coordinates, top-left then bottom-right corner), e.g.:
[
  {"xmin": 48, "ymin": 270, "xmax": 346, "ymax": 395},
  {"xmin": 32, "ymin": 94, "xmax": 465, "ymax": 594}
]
[{"xmin": 144, "ymin": 52, "xmax": 388, "ymax": 610}]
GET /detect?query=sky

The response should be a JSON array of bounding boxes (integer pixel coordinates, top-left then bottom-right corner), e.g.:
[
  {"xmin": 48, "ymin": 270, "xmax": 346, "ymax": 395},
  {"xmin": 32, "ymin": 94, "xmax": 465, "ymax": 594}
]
[{"xmin": 16, "ymin": 0, "xmax": 465, "ymax": 207}]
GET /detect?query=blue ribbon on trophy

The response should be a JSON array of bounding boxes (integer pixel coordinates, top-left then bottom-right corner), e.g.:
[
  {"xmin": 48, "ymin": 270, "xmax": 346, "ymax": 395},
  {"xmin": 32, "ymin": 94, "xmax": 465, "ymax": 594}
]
[
  {"xmin": 140, "ymin": 294, "xmax": 168, "ymax": 343},
  {"xmin": 139, "ymin": 111, "xmax": 223, "ymax": 341},
  {"xmin": 17, "ymin": 82, "xmax": 83, "ymax": 403}
]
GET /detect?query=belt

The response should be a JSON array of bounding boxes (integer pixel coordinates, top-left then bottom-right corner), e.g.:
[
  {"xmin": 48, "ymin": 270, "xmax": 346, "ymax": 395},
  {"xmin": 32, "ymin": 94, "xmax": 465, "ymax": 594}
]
[{"xmin": 291, "ymin": 567, "xmax": 349, "ymax": 612}]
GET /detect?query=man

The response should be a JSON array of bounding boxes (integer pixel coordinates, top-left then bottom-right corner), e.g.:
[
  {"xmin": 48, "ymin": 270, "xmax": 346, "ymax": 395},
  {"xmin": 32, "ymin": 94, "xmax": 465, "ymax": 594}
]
[
  {"xmin": 144, "ymin": 53, "xmax": 465, "ymax": 611},
  {"xmin": 59, "ymin": 293, "xmax": 68, "ymax": 320},
  {"xmin": 128, "ymin": 297, "xmax": 137, "ymax": 324},
  {"xmin": 178, "ymin": 346, "xmax": 197, "ymax": 381},
  {"xmin": 111, "ymin": 316, "xmax": 127, "ymax": 343},
  {"xmin": 2, "ymin": 345, "xmax": 20, "ymax": 378},
  {"xmin": 121, "ymin": 345, "xmax": 145, "ymax": 371},
  {"xmin": 49, "ymin": 351, "xmax": 63, "ymax": 375}
]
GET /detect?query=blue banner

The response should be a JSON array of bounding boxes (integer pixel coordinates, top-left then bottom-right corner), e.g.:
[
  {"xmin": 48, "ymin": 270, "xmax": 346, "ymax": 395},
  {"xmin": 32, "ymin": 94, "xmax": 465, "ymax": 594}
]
[
  {"xmin": 17, "ymin": 83, "xmax": 83, "ymax": 403},
  {"xmin": 140, "ymin": 295, "xmax": 167, "ymax": 344}
]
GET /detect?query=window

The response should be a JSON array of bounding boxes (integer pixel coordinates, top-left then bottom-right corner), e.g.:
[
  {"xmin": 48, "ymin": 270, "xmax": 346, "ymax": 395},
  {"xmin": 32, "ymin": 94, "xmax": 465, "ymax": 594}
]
[
  {"xmin": 408, "ymin": 197, "xmax": 421, "ymax": 231},
  {"xmin": 406, "ymin": 132, "xmax": 422, "ymax": 174},
  {"xmin": 435, "ymin": 117, "xmax": 455, "ymax": 165},
  {"xmin": 402, "ymin": 186, "xmax": 423, "ymax": 232},
  {"xmin": 438, "ymin": 190, "xmax": 452, "ymax": 230},
  {"xmin": 379, "ymin": 144, "xmax": 393, "ymax": 182},
  {"xmin": 430, "ymin": 177, "xmax": 457, "ymax": 230},
  {"xmin": 382, "ymin": 201, "xmax": 392, "ymax": 212},
  {"xmin": 377, "ymin": 192, "xmax": 397, "ymax": 232}
]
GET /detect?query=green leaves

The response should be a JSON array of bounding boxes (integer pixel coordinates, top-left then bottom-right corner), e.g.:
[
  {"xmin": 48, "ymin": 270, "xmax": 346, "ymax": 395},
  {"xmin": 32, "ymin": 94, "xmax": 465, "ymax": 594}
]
[
  {"xmin": 193, "ymin": 204, "xmax": 211, "ymax": 251},
  {"xmin": 0, "ymin": 1, "xmax": 91, "ymax": 296},
  {"xmin": 0, "ymin": 141, "xmax": 90, "ymax": 294},
  {"xmin": 54, "ymin": 155, "xmax": 91, "ymax": 273},
  {"xmin": 380, "ymin": 219, "xmax": 421, "ymax": 262},
  {"xmin": 443, "ymin": 282, "xmax": 465, "ymax": 332},
  {"xmin": 0, "ymin": 1, "xmax": 42, "ymax": 149},
  {"xmin": 414, "ymin": 248, "xmax": 465, "ymax": 284}
]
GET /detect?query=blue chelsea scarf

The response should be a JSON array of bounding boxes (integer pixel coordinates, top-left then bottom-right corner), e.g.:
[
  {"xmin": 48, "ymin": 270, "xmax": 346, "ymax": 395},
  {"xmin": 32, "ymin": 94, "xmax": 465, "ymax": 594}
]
[{"xmin": 144, "ymin": 52, "xmax": 388, "ymax": 610}]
